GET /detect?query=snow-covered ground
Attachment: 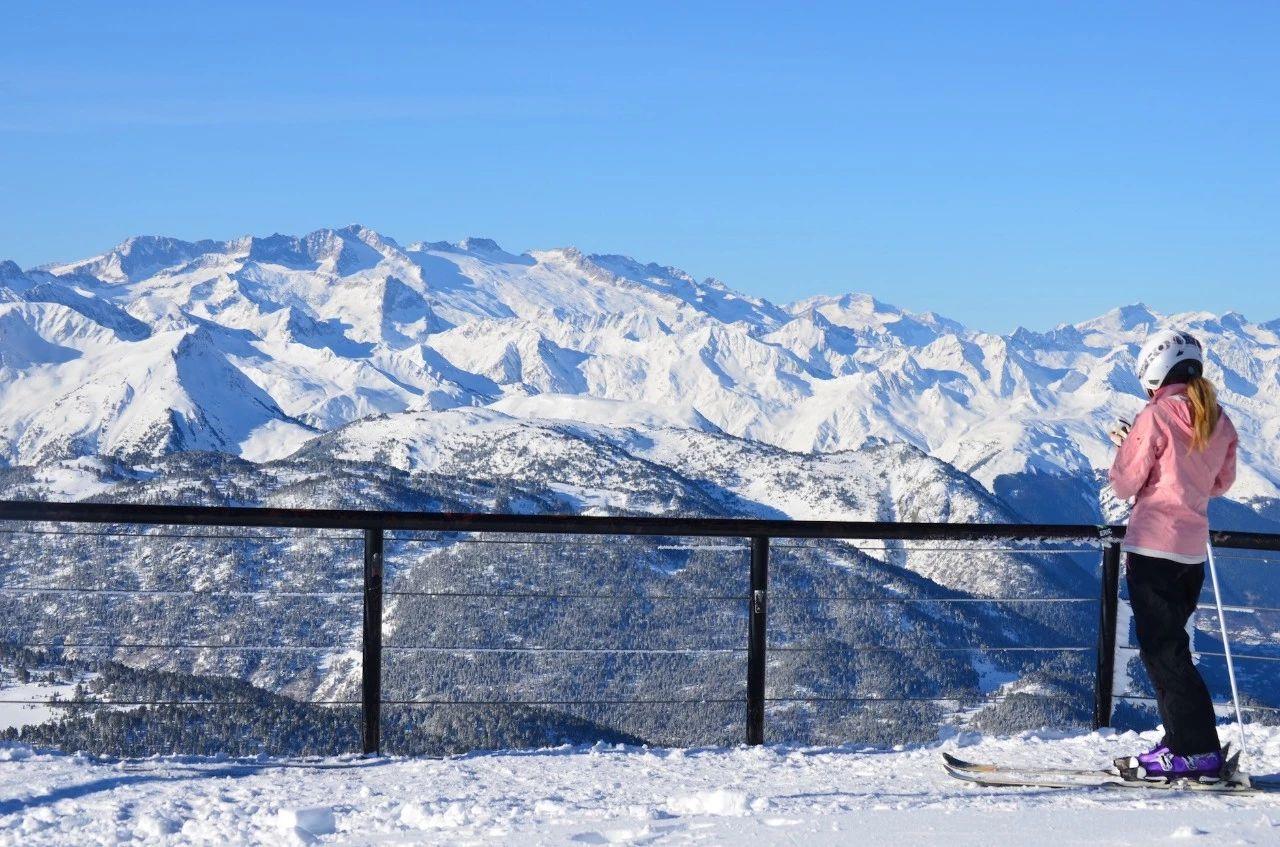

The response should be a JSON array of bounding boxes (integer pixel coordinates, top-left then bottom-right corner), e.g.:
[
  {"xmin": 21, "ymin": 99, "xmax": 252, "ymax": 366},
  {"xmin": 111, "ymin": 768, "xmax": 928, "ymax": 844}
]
[
  {"xmin": 3, "ymin": 727, "xmax": 1280, "ymax": 845},
  {"xmin": 0, "ymin": 681, "xmax": 81, "ymax": 733}
]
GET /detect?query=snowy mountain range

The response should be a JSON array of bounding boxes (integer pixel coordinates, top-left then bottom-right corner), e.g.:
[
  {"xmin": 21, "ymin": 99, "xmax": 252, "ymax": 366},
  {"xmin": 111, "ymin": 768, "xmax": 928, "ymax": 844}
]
[{"xmin": 2, "ymin": 225, "xmax": 1278, "ymax": 532}]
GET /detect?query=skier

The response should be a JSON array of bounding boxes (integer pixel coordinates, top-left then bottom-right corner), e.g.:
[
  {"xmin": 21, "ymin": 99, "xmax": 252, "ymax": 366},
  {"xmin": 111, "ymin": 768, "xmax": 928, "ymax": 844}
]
[{"xmin": 1108, "ymin": 328, "xmax": 1238, "ymax": 781}]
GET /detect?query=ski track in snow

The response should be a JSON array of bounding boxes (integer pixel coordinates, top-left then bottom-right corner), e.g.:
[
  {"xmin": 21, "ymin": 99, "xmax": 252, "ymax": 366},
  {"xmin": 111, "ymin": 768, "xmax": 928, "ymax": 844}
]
[{"xmin": 4, "ymin": 728, "xmax": 1280, "ymax": 845}]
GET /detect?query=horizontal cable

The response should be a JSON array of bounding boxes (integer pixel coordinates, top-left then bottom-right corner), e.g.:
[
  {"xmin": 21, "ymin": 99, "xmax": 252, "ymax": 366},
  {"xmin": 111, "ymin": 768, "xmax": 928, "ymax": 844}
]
[
  {"xmin": 1117, "ymin": 643, "xmax": 1280, "ymax": 664},
  {"xmin": 382, "ymin": 696, "xmax": 1009, "ymax": 706},
  {"xmin": 0, "ymin": 587, "xmax": 1099, "ymax": 604},
  {"xmin": 1194, "ymin": 604, "xmax": 1280, "ymax": 615},
  {"xmin": 769, "ymin": 645, "xmax": 1094, "ymax": 653},
  {"xmin": 388, "ymin": 536, "xmax": 748, "ymax": 550},
  {"xmin": 392, "ymin": 537, "xmax": 1095, "ymax": 553},
  {"xmin": 385, "ymin": 592, "xmax": 1093, "ymax": 604},
  {"xmin": 0, "ymin": 694, "xmax": 1105, "ymax": 708},
  {"xmin": 0, "ymin": 588, "xmax": 1097, "ymax": 604},
  {"xmin": 1208, "ymin": 555, "xmax": 1278, "ymax": 564},
  {"xmin": 382, "ymin": 646, "xmax": 742, "ymax": 654},
  {"xmin": 764, "ymin": 695, "xmax": 989, "ymax": 703},
  {"xmin": 379, "ymin": 698, "xmax": 742, "ymax": 706},
  {"xmin": 770, "ymin": 596, "xmax": 1096, "ymax": 604},
  {"xmin": 0, "ymin": 587, "xmax": 360, "ymax": 598},
  {"xmin": 773, "ymin": 544, "xmax": 1097, "ymax": 554},
  {"xmin": 383, "ymin": 590, "xmax": 748, "ymax": 601},
  {"xmin": 381, "ymin": 644, "xmax": 1092, "ymax": 654},
  {"xmin": 1112, "ymin": 695, "xmax": 1280, "ymax": 714},
  {"xmin": 14, "ymin": 642, "xmax": 1091, "ymax": 655},
  {"xmin": 12, "ymin": 643, "xmax": 351, "ymax": 651},
  {"xmin": 0, "ymin": 527, "xmax": 359, "ymax": 542},
  {"xmin": 1193, "ymin": 650, "xmax": 1280, "ymax": 663},
  {"xmin": 0, "ymin": 699, "xmax": 360, "ymax": 707}
]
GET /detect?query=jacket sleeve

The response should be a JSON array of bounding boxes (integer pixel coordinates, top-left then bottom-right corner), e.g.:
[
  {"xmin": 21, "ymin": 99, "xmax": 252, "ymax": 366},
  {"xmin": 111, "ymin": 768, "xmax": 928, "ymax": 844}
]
[
  {"xmin": 1109, "ymin": 407, "xmax": 1161, "ymax": 500},
  {"xmin": 1210, "ymin": 414, "xmax": 1238, "ymax": 497}
]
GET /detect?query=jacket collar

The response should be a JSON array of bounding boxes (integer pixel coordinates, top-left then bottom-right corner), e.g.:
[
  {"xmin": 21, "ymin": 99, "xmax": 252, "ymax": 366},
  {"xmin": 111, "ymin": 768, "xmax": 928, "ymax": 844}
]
[{"xmin": 1152, "ymin": 383, "xmax": 1189, "ymax": 403}]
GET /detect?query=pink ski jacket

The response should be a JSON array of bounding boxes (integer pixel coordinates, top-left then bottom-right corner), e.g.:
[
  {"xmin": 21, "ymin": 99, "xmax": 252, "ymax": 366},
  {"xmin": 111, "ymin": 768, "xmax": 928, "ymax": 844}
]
[{"xmin": 1109, "ymin": 384, "xmax": 1238, "ymax": 564}]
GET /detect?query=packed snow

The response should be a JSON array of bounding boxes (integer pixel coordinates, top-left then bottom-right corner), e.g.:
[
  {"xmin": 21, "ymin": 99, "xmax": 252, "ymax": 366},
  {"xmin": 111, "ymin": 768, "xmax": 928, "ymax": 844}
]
[{"xmin": 3, "ymin": 726, "xmax": 1280, "ymax": 845}]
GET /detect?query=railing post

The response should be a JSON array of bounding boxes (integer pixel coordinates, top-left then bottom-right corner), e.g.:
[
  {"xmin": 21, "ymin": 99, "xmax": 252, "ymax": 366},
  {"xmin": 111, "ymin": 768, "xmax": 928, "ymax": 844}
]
[
  {"xmin": 362, "ymin": 527, "xmax": 385, "ymax": 755},
  {"xmin": 1093, "ymin": 539, "xmax": 1122, "ymax": 730},
  {"xmin": 746, "ymin": 535, "xmax": 769, "ymax": 746}
]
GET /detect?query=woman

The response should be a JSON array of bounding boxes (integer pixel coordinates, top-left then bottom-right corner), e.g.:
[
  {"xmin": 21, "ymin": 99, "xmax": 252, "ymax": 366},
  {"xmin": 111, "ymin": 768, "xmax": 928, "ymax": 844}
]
[{"xmin": 1108, "ymin": 328, "xmax": 1238, "ymax": 781}]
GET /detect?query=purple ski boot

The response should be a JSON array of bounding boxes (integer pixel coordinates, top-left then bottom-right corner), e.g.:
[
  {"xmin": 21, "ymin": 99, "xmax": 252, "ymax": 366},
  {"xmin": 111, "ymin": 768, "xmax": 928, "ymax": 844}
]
[
  {"xmin": 1114, "ymin": 740, "xmax": 1168, "ymax": 773},
  {"xmin": 1136, "ymin": 742, "xmax": 1170, "ymax": 770},
  {"xmin": 1117, "ymin": 747, "xmax": 1226, "ymax": 783}
]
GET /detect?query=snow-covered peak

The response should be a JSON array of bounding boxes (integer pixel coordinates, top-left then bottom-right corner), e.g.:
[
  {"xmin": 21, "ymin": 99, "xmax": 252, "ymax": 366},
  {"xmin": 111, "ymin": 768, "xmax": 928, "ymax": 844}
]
[
  {"xmin": 45, "ymin": 235, "xmax": 225, "ymax": 283},
  {"xmin": 456, "ymin": 236, "xmax": 505, "ymax": 253},
  {"xmin": 584, "ymin": 253, "xmax": 788, "ymax": 328},
  {"xmin": 1075, "ymin": 303, "xmax": 1161, "ymax": 335},
  {"xmin": 240, "ymin": 228, "xmax": 385, "ymax": 274},
  {"xmin": 788, "ymin": 291, "xmax": 885, "ymax": 316},
  {"xmin": 0, "ymin": 260, "xmax": 25, "ymax": 283},
  {"xmin": 785, "ymin": 292, "xmax": 962, "ymax": 348}
]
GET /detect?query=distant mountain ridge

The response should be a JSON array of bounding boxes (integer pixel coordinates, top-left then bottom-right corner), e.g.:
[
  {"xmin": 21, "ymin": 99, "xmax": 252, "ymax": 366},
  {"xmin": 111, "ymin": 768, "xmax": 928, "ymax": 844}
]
[{"xmin": 2, "ymin": 225, "xmax": 1278, "ymax": 530}]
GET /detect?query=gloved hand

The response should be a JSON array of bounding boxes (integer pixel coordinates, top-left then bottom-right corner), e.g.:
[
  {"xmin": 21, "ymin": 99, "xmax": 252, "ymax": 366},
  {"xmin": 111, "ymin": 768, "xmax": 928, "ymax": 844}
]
[{"xmin": 1109, "ymin": 418, "xmax": 1132, "ymax": 448}]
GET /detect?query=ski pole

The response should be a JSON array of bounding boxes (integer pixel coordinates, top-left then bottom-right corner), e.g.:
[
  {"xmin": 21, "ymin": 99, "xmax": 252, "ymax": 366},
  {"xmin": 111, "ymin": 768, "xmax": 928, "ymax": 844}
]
[{"xmin": 1205, "ymin": 542, "xmax": 1247, "ymax": 763}]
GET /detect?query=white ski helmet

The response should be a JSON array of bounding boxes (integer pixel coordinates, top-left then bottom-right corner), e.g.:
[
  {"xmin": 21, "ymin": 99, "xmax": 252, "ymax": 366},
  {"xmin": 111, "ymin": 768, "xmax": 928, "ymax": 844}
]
[{"xmin": 1135, "ymin": 329, "xmax": 1204, "ymax": 391}]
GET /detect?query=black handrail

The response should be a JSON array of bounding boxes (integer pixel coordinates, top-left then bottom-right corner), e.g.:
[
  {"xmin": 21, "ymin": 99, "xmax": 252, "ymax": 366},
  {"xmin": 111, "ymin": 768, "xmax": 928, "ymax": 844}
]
[{"xmin": 0, "ymin": 501, "xmax": 1128, "ymax": 539}]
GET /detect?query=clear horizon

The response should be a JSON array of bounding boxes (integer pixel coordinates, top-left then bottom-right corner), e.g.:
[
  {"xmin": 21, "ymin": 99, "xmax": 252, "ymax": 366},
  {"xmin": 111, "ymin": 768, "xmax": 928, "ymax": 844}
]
[{"xmin": 3, "ymin": 2, "xmax": 1277, "ymax": 333}]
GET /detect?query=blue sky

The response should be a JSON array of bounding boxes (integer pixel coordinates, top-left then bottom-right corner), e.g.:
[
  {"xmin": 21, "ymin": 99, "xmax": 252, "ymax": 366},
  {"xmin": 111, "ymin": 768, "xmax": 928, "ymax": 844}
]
[{"xmin": 2, "ymin": 2, "xmax": 1276, "ymax": 331}]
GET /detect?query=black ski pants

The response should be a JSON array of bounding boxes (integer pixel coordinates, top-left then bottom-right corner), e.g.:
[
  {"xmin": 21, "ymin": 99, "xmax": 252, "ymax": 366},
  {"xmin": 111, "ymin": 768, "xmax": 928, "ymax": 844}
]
[{"xmin": 1126, "ymin": 552, "xmax": 1220, "ymax": 755}]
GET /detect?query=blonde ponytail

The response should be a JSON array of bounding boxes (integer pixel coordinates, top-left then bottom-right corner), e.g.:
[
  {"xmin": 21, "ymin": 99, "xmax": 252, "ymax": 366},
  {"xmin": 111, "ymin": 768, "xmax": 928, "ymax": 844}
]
[{"xmin": 1185, "ymin": 376, "xmax": 1220, "ymax": 452}]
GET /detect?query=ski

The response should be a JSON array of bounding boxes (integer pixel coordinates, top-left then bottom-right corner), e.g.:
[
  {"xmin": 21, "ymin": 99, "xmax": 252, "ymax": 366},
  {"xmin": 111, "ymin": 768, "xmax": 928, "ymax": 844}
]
[
  {"xmin": 942, "ymin": 751, "xmax": 1115, "ymax": 779},
  {"xmin": 942, "ymin": 747, "xmax": 1273, "ymax": 794},
  {"xmin": 945, "ymin": 762, "xmax": 1267, "ymax": 793},
  {"xmin": 945, "ymin": 745, "xmax": 1239, "ymax": 781},
  {"xmin": 944, "ymin": 761, "xmax": 1118, "ymax": 790}
]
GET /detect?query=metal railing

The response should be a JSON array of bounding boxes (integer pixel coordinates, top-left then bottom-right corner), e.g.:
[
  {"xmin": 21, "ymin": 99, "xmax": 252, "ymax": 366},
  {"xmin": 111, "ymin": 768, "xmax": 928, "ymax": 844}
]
[{"xmin": 1, "ymin": 499, "xmax": 1279, "ymax": 755}]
